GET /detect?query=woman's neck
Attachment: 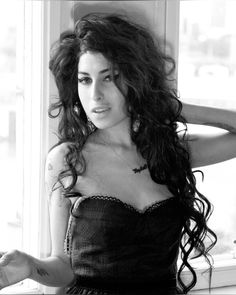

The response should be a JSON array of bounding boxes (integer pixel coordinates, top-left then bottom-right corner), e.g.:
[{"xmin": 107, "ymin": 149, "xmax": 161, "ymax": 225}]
[{"xmin": 94, "ymin": 122, "xmax": 134, "ymax": 150}]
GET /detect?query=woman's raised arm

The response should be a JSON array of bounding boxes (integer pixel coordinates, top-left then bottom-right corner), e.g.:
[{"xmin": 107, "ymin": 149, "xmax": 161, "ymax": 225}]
[{"xmin": 181, "ymin": 102, "xmax": 236, "ymax": 168}]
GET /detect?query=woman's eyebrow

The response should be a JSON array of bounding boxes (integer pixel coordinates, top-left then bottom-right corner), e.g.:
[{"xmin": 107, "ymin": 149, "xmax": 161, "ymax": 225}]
[{"xmin": 78, "ymin": 68, "xmax": 116, "ymax": 75}]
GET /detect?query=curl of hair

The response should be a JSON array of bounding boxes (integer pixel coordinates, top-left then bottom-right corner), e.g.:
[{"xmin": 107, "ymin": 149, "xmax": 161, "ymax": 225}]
[{"xmin": 48, "ymin": 13, "xmax": 217, "ymax": 293}]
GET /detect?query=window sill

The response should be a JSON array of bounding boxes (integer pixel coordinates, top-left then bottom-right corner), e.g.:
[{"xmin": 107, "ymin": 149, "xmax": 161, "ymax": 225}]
[
  {"xmin": 182, "ymin": 257, "xmax": 236, "ymax": 291},
  {"xmin": 0, "ymin": 286, "xmax": 42, "ymax": 295},
  {"xmin": 2, "ymin": 283, "xmax": 236, "ymax": 295},
  {"xmin": 191, "ymin": 285, "xmax": 236, "ymax": 294}
]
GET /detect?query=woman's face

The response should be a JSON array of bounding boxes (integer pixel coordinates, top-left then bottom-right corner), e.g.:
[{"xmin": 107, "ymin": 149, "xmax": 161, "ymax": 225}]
[{"xmin": 78, "ymin": 51, "xmax": 128, "ymax": 130}]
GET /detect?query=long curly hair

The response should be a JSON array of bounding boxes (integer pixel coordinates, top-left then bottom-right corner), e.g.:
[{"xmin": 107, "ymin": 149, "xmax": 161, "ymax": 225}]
[{"xmin": 49, "ymin": 13, "xmax": 217, "ymax": 294}]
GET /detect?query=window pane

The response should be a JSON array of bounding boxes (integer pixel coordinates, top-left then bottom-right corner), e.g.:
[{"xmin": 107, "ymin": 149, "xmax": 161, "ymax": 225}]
[
  {"xmin": 0, "ymin": 1, "xmax": 23, "ymax": 251},
  {"xmin": 178, "ymin": 0, "xmax": 236, "ymax": 107},
  {"xmin": 178, "ymin": 0, "xmax": 236, "ymax": 257}
]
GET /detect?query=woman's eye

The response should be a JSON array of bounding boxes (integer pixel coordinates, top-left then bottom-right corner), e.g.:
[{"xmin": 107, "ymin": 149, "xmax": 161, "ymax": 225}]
[
  {"xmin": 104, "ymin": 74, "xmax": 120, "ymax": 82},
  {"xmin": 78, "ymin": 77, "xmax": 91, "ymax": 84},
  {"xmin": 104, "ymin": 75, "xmax": 112, "ymax": 82}
]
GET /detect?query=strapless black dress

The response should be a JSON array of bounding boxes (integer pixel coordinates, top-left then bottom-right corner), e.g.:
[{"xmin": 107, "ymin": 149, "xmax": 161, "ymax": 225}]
[{"xmin": 64, "ymin": 195, "xmax": 184, "ymax": 295}]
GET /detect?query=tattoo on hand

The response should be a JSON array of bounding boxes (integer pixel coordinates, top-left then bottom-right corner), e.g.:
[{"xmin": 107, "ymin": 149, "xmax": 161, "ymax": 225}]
[
  {"xmin": 37, "ymin": 268, "xmax": 49, "ymax": 277},
  {"xmin": 203, "ymin": 122, "xmax": 236, "ymax": 133}
]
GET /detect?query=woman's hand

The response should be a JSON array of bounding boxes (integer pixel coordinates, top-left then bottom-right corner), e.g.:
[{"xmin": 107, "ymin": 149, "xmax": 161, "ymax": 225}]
[{"xmin": 0, "ymin": 250, "xmax": 31, "ymax": 290}]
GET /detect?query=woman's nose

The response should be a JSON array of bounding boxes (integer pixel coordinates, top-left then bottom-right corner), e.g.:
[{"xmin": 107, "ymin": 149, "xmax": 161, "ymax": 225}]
[{"xmin": 91, "ymin": 82, "xmax": 103, "ymax": 101}]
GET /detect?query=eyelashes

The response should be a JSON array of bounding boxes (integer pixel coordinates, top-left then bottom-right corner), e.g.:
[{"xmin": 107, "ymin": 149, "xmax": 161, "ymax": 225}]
[
  {"xmin": 78, "ymin": 74, "xmax": 120, "ymax": 85},
  {"xmin": 78, "ymin": 77, "xmax": 91, "ymax": 84}
]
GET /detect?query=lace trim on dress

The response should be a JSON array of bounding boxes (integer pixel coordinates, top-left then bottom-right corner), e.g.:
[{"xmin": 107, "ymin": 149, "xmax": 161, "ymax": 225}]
[
  {"xmin": 84, "ymin": 195, "xmax": 176, "ymax": 214},
  {"xmin": 64, "ymin": 215, "xmax": 73, "ymax": 256}
]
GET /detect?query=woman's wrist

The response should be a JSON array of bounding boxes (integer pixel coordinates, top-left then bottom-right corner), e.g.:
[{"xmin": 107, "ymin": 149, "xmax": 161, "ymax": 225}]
[
  {"xmin": 26, "ymin": 253, "xmax": 36, "ymax": 279},
  {"xmin": 27, "ymin": 255, "xmax": 74, "ymax": 287}
]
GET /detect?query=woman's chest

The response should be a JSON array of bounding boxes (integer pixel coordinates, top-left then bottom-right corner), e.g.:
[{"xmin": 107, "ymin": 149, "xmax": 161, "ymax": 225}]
[{"xmin": 72, "ymin": 151, "xmax": 173, "ymax": 211}]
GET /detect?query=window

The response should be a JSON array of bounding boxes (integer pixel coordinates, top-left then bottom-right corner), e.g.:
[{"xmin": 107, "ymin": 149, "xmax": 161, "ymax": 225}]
[
  {"xmin": 175, "ymin": 0, "xmax": 236, "ymax": 292},
  {"xmin": 0, "ymin": 1, "xmax": 23, "ymax": 251},
  {"xmin": 0, "ymin": 1, "xmax": 51, "ymax": 294},
  {"xmin": 178, "ymin": 0, "xmax": 236, "ymax": 107},
  {"xmin": 178, "ymin": 0, "xmax": 236, "ymax": 258},
  {"xmin": 0, "ymin": 1, "xmax": 72, "ymax": 293}
]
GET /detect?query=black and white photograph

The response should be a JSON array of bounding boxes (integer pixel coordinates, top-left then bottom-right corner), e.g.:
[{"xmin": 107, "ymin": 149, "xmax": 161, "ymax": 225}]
[{"xmin": 0, "ymin": 1, "xmax": 236, "ymax": 294}]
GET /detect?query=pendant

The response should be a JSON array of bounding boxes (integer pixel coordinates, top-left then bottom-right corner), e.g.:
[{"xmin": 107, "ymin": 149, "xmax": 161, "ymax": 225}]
[{"xmin": 132, "ymin": 163, "xmax": 148, "ymax": 174}]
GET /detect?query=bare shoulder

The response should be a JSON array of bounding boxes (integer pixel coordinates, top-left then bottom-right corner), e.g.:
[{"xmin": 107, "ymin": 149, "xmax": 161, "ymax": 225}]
[{"xmin": 46, "ymin": 142, "xmax": 71, "ymax": 164}]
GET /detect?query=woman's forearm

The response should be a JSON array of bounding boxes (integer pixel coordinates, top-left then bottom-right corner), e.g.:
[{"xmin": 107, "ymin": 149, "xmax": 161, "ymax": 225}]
[
  {"xmin": 28, "ymin": 255, "xmax": 74, "ymax": 287},
  {"xmin": 181, "ymin": 102, "xmax": 236, "ymax": 133}
]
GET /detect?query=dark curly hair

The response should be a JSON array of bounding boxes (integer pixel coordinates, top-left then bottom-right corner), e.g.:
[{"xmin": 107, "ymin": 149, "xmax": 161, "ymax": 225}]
[{"xmin": 48, "ymin": 13, "xmax": 217, "ymax": 294}]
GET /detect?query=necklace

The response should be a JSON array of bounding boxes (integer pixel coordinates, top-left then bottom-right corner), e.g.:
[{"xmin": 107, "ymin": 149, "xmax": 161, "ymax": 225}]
[{"xmin": 96, "ymin": 135, "xmax": 148, "ymax": 174}]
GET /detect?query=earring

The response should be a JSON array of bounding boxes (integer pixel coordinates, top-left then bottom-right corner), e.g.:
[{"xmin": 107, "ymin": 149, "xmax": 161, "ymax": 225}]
[
  {"xmin": 73, "ymin": 104, "xmax": 80, "ymax": 115},
  {"xmin": 133, "ymin": 119, "xmax": 140, "ymax": 132}
]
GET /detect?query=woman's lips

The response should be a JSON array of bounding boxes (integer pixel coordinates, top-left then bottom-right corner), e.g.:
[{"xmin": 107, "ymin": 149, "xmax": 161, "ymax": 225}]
[
  {"xmin": 91, "ymin": 106, "xmax": 111, "ymax": 118},
  {"xmin": 92, "ymin": 106, "xmax": 111, "ymax": 113}
]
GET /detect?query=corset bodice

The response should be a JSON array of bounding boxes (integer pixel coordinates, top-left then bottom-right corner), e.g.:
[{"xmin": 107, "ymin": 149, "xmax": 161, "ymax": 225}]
[{"xmin": 64, "ymin": 195, "xmax": 184, "ymax": 294}]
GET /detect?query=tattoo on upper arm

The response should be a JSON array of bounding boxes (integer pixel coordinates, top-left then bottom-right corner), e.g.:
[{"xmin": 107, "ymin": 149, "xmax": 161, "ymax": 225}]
[
  {"xmin": 48, "ymin": 163, "xmax": 53, "ymax": 170},
  {"xmin": 36, "ymin": 268, "xmax": 49, "ymax": 277},
  {"xmin": 203, "ymin": 122, "xmax": 236, "ymax": 133}
]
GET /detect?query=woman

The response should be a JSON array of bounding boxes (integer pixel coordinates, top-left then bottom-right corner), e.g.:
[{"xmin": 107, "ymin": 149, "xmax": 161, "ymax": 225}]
[{"xmin": 1, "ymin": 13, "xmax": 236, "ymax": 294}]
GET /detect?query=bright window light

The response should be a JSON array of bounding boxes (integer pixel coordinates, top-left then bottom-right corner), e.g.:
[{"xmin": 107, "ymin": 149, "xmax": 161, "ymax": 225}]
[
  {"xmin": 178, "ymin": 0, "xmax": 236, "ymax": 258},
  {"xmin": 0, "ymin": 0, "xmax": 23, "ymax": 252},
  {"xmin": 0, "ymin": 0, "xmax": 45, "ymax": 293}
]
